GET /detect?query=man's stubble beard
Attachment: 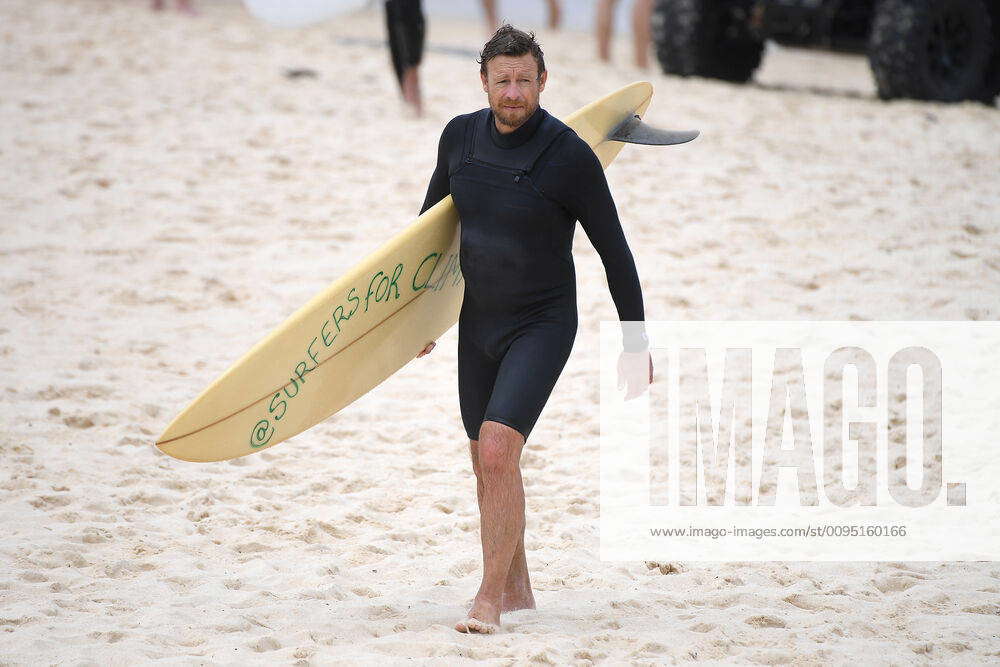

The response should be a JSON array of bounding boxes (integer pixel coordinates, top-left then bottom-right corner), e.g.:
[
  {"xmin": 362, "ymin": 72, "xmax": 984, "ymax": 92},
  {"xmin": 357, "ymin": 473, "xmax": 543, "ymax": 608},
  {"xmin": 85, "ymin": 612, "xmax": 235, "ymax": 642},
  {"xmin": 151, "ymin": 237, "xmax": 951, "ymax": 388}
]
[{"xmin": 491, "ymin": 98, "xmax": 539, "ymax": 131}]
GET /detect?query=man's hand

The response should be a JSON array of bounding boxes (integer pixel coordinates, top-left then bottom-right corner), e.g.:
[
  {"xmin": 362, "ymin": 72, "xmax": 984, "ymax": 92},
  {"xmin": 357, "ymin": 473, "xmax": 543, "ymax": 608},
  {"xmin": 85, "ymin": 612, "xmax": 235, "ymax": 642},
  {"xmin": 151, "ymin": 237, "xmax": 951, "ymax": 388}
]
[
  {"xmin": 416, "ymin": 341, "xmax": 436, "ymax": 359},
  {"xmin": 617, "ymin": 350, "xmax": 652, "ymax": 400}
]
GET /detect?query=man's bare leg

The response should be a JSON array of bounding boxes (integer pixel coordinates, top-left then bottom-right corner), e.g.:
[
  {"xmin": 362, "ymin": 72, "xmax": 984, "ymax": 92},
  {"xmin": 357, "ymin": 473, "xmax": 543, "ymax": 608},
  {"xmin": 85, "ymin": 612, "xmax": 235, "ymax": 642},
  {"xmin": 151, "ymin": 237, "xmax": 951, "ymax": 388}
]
[
  {"xmin": 455, "ymin": 420, "xmax": 527, "ymax": 633},
  {"xmin": 469, "ymin": 439, "xmax": 535, "ymax": 613}
]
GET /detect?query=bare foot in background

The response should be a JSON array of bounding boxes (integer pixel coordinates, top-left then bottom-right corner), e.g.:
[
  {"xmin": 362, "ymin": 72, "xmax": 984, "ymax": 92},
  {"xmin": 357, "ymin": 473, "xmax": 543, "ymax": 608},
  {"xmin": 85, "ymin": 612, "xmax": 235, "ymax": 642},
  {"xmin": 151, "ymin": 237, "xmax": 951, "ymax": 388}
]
[
  {"xmin": 152, "ymin": 0, "xmax": 197, "ymax": 15},
  {"xmin": 401, "ymin": 66, "xmax": 423, "ymax": 117}
]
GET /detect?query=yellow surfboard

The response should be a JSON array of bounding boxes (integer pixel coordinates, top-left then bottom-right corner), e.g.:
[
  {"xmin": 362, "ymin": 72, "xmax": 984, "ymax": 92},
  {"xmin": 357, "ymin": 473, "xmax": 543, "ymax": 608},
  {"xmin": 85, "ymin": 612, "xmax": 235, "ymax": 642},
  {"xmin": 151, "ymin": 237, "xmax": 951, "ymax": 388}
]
[{"xmin": 156, "ymin": 81, "xmax": 697, "ymax": 462}]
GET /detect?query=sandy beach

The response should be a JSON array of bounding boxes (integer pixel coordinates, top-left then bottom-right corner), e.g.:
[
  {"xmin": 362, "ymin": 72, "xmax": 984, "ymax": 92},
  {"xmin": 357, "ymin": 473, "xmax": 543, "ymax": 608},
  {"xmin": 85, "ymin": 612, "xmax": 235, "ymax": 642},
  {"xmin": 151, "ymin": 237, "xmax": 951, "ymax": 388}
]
[{"xmin": 2, "ymin": 0, "xmax": 999, "ymax": 663}]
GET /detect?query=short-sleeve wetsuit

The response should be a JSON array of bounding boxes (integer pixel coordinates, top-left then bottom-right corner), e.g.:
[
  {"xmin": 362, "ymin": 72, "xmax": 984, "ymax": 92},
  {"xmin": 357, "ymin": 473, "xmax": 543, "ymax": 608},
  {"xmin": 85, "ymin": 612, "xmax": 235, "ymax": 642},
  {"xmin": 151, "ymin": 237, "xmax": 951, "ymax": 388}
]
[{"xmin": 421, "ymin": 105, "xmax": 647, "ymax": 442}]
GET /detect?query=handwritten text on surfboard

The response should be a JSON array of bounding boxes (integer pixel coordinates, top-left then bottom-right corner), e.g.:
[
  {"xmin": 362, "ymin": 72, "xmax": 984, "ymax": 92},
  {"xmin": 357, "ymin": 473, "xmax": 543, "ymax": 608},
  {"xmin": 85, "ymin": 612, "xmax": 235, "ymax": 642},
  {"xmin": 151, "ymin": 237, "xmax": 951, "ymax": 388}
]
[{"xmin": 249, "ymin": 251, "xmax": 463, "ymax": 449}]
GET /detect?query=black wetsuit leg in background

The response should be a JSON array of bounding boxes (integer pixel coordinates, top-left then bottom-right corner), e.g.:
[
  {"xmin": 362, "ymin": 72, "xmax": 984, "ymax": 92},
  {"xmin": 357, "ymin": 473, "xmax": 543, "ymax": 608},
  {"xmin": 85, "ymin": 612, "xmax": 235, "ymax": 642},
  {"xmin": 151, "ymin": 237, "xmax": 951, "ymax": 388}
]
[{"xmin": 384, "ymin": 0, "xmax": 424, "ymax": 86}]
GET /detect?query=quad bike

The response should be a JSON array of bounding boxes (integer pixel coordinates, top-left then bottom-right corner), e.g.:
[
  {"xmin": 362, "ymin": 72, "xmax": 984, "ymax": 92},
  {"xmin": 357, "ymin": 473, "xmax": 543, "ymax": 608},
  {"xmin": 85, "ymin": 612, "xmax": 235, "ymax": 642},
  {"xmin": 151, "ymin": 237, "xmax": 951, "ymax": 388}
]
[{"xmin": 651, "ymin": 0, "xmax": 1000, "ymax": 104}]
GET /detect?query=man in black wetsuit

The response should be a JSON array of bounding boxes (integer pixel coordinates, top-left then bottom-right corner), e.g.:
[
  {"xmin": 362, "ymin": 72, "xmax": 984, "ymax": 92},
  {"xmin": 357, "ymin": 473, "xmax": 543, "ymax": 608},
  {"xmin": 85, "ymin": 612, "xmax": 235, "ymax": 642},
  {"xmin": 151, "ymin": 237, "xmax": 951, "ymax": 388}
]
[{"xmin": 416, "ymin": 25, "xmax": 652, "ymax": 634}]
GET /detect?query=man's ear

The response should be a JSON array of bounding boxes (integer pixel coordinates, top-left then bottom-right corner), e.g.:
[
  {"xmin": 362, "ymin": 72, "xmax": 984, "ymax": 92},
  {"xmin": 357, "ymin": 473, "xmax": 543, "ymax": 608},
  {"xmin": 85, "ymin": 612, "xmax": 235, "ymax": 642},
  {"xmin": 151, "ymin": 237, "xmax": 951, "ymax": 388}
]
[
  {"xmin": 480, "ymin": 71, "xmax": 488, "ymax": 93},
  {"xmin": 538, "ymin": 70, "xmax": 547, "ymax": 92}
]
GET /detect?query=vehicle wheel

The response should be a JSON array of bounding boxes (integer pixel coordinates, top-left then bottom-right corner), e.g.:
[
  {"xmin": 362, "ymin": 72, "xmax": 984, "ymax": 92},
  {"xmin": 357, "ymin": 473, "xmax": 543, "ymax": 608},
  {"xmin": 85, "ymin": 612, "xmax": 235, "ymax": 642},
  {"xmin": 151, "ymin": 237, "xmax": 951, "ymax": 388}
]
[
  {"xmin": 979, "ymin": 56, "xmax": 1000, "ymax": 105},
  {"xmin": 651, "ymin": 0, "xmax": 764, "ymax": 83},
  {"xmin": 978, "ymin": 58, "xmax": 1000, "ymax": 106},
  {"xmin": 976, "ymin": 4, "xmax": 1000, "ymax": 104},
  {"xmin": 869, "ymin": 0, "xmax": 995, "ymax": 102}
]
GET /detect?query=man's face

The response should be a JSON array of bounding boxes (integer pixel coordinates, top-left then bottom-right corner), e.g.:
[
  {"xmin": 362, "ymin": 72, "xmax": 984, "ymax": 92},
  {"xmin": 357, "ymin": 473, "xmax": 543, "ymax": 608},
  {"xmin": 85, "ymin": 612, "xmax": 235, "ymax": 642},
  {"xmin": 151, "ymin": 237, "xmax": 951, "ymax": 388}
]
[{"xmin": 480, "ymin": 54, "xmax": 547, "ymax": 132}]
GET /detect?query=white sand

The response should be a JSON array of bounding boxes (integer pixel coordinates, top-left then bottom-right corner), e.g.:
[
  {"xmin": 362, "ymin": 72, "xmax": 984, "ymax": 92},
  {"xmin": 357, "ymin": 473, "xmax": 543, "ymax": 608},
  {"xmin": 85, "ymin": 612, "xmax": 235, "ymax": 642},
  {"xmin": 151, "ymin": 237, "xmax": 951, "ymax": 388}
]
[{"xmin": 2, "ymin": 0, "xmax": 999, "ymax": 663}]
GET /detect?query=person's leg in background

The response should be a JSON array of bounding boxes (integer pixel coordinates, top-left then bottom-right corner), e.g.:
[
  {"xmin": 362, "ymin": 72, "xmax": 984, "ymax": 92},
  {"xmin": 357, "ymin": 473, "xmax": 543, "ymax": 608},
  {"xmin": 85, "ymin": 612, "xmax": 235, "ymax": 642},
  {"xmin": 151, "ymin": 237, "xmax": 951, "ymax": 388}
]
[
  {"xmin": 482, "ymin": 0, "xmax": 499, "ymax": 33},
  {"xmin": 631, "ymin": 0, "xmax": 653, "ymax": 68},
  {"xmin": 545, "ymin": 0, "xmax": 561, "ymax": 30},
  {"xmin": 385, "ymin": 0, "xmax": 425, "ymax": 115},
  {"xmin": 597, "ymin": 0, "xmax": 653, "ymax": 67},
  {"xmin": 595, "ymin": 0, "xmax": 619, "ymax": 62}
]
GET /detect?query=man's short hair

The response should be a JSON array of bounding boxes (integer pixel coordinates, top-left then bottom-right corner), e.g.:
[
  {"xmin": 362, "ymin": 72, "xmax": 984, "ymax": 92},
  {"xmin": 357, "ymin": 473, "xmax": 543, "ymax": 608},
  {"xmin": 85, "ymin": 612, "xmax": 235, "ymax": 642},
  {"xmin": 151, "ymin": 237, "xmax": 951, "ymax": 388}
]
[{"xmin": 478, "ymin": 24, "xmax": 546, "ymax": 78}]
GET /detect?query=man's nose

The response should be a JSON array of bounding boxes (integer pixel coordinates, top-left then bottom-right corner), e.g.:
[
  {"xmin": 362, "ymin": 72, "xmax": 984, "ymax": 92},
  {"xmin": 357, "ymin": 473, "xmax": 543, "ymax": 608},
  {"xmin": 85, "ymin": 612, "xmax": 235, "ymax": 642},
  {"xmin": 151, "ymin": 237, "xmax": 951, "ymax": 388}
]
[{"xmin": 501, "ymin": 82, "xmax": 524, "ymax": 100}]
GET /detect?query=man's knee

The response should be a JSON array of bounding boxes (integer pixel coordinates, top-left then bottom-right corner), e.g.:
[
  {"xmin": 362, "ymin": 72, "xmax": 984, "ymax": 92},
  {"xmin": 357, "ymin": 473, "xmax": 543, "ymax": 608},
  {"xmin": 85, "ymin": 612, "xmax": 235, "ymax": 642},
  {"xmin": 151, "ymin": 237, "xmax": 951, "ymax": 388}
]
[
  {"xmin": 477, "ymin": 421, "xmax": 523, "ymax": 476},
  {"xmin": 469, "ymin": 440, "xmax": 480, "ymax": 475}
]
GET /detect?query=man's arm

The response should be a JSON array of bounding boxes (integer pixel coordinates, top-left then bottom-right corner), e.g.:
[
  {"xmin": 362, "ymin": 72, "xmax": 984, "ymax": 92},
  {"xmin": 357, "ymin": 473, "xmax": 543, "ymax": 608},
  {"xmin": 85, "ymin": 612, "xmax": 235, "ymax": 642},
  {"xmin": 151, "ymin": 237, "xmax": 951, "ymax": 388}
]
[
  {"xmin": 557, "ymin": 135, "xmax": 648, "ymax": 351},
  {"xmin": 414, "ymin": 116, "xmax": 464, "ymax": 360},
  {"xmin": 419, "ymin": 116, "xmax": 464, "ymax": 215}
]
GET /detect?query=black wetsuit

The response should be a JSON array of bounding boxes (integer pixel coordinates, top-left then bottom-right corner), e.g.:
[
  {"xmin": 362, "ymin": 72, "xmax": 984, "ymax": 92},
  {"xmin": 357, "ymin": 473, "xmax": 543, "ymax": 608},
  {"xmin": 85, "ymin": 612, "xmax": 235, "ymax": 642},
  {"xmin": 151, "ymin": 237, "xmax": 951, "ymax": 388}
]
[{"xmin": 421, "ymin": 106, "xmax": 647, "ymax": 442}]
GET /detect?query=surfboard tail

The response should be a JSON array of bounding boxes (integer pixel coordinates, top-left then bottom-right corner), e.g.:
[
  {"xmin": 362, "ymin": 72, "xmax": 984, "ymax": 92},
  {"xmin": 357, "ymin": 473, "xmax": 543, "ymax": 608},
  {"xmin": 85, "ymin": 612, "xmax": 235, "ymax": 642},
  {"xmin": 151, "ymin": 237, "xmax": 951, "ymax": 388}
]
[{"xmin": 608, "ymin": 115, "xmax": 700, "ymax": 146}]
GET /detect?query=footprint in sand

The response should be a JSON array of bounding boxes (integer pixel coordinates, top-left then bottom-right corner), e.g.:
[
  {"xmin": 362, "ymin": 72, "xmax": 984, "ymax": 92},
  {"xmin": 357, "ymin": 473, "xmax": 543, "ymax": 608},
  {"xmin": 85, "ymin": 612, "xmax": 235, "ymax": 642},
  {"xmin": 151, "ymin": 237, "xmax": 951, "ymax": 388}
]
[
  {"xmin": 448, "ymin": 558, "xmax": 478, "ymax": 578},
  {"xmin": 234, "ymin": 541, "xmax": 274, "ymax": 555},
  {"xmin": 574, "ymin": 649, "xmax": 608, "ymax": 662},
  {"xmin": 309, "ymin": 520, "xmax": 351, "ymax": 541},
  {"xmin": 940, "ymin": 641, "xmax": 975, "ymax": 653},
  {"xmin": 367, "ymin": 604, "xmax": 402, "ymax": 620},
  {"xmin": 962, "ymin": 603, "xmax": 1000, "ymax": 615},
  {"xmin": 103, "ymin": 560, "xmax": 151, "ymax": 579},
  {"xmin": 745, "ymin": 614, "xmax": 787, "ymax": 628},
  {"xmin": 293, "ymin": 647, "xmax": 316, "ymax": 660},
  {"xmin": 251, "ymin": 636, "xmax": 282, "ymax": 653},
  {"xmin": 432, "ymin": 501, "xmax": 454, "ymax": 514},
  {"xmin": 749, "ymin": 649, "xmax": 798, "ymax": 664},
  {"xmin": 643, "ymin": 561, "xmax": 683, "ymax": 576},
  {"xmin": 872, "ymin": 575, "xmax": 919, "ymax": 594},
  {"xmin": 29, "ymin": 494, "xmax": 72, "ymax": 509},
  {"xmin": 783, "ymin": 593, "xmax": 854, "ymax": 612},
  {"xmin": 120, "ymin": 492, "xmax": 171, "ymax": 507},
  {"xmin": 63, "ymin": 415, "xmax": 95, "ymax": 429},
  {"xmin": 81, "ymin": 527, "xmax": 112, "ymax": 544},
  {"xmin": 637, "ymin": 641, "xmax": 670, "ymax": 654},
  {"xmin": 213, "ymin": 616, "xmax": 254, "ymax": 634}
]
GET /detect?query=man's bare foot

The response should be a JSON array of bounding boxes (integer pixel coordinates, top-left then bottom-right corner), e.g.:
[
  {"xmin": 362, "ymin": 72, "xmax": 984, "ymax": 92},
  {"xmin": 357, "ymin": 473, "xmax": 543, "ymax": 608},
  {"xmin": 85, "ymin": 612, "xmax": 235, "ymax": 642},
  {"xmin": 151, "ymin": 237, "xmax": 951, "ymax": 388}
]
[
  {"xmin": 455, "ymin": 596, "xmax": 500, "ymax": 634},
  {"xmin": 501, "ymin": 592, "xmax": 535, "ymax": 613},
  {"xmin": 501, "ymin": 579, "xmax": 535, "ymax": 612}
]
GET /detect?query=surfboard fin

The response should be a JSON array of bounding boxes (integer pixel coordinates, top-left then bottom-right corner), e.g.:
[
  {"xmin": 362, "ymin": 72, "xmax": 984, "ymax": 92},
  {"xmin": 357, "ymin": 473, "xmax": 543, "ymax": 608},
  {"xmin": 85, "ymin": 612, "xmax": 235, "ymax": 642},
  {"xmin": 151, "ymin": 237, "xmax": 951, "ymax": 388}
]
[{"xmin": 609, "ymin": 115, "xmax": 699, "ymax": 146}]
